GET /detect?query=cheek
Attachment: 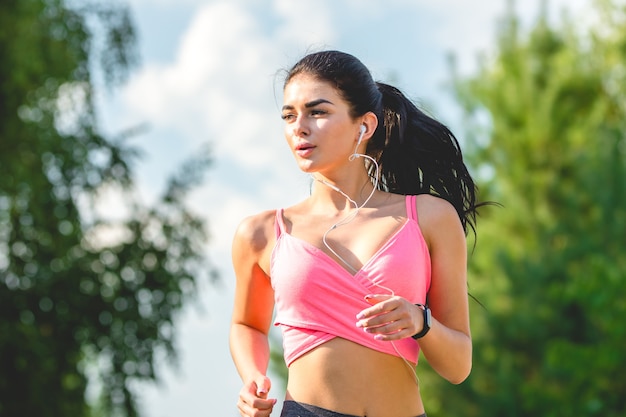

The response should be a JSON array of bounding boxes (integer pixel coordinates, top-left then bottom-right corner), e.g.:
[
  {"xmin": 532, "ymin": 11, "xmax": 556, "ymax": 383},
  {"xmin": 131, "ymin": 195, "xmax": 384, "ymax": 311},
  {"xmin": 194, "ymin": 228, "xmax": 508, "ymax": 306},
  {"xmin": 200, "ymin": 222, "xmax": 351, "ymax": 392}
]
[
  {"xmin": 283, "ymin": 124, "xmax": 293, "ymax": 142},
  {"xmin": 315, "ymin": 119, "xmax": 332, "ymax": 131}
]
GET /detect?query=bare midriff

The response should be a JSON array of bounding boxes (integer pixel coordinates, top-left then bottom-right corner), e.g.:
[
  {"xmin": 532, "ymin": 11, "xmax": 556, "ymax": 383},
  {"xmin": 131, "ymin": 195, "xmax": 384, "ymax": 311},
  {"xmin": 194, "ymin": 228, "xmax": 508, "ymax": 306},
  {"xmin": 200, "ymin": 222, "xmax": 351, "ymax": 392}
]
[{"xmin": 285, "ymin": 337, "xmax": 424, "ymax": 417}]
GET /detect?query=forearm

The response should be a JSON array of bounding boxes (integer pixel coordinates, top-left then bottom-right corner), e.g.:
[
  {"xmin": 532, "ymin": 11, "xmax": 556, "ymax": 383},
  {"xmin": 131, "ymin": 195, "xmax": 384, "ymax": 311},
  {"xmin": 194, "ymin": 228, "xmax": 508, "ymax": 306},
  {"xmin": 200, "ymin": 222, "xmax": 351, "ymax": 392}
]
[
  {"xmin": 418, "ymin": 316, "xmax": 472, "ymax": 384},
  {"xmin": 229, "ymin": 322, "xmax": 271, "ymax": 383}
]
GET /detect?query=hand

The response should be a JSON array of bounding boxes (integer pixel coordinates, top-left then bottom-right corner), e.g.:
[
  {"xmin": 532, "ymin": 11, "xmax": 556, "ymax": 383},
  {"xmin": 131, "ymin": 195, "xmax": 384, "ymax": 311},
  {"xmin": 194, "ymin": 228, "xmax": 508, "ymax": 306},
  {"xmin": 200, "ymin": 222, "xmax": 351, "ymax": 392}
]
[
  {"xmin": 355, "ymin": 294, "xmax": 423, "ymax": 341},
  {"xmin": 237, "ymin": 375, "xmax": 277, "ymax": 417}
]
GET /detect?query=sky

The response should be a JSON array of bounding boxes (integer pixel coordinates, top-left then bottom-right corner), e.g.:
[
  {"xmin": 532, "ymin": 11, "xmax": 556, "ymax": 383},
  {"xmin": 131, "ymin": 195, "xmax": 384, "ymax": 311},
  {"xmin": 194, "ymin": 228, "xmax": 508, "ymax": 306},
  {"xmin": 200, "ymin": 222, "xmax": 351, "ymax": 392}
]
[{"xmin": 96, "ymin": 1, "xmax": 592, "ymax": 416}]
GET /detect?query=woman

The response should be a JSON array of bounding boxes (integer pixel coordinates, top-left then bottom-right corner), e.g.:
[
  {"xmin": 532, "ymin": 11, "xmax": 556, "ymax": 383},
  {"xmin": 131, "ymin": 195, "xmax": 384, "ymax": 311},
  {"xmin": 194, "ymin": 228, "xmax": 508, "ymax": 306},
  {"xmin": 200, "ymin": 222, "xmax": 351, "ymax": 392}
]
[{"xmin": 230, "ymin": 50, "xmax": 480, "ymax": 417}]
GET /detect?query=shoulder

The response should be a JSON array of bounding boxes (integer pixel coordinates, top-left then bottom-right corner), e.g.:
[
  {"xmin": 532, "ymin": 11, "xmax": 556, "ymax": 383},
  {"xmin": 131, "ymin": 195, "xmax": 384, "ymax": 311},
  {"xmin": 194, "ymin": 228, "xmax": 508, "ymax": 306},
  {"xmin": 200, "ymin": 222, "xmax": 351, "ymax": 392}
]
[
  {"xmin": 414, "ymin": 194, "xmax": 464, "ymax": 248},
  {"xmin": 232, "ymin": 209, "xmax": 277, "ymax": 259},
  {"xmin": 414, "ymin": 194, "xmax": 458, "ymax": 221}
]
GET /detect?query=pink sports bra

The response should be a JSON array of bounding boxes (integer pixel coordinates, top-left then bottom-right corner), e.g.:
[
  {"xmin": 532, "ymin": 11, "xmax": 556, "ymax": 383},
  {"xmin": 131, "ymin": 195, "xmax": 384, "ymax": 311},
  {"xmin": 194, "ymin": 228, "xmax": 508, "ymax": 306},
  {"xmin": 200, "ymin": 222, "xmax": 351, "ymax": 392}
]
[{"xmin": 270, "ymin": 195, "xmax": 431, "ymax": 366}]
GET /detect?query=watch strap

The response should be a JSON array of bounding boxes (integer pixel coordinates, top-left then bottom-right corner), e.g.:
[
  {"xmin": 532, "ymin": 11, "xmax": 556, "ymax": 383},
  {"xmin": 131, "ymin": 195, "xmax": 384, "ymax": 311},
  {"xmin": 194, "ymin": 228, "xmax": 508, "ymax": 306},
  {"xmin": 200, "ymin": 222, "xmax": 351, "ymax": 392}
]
[{"xmin": 411, "ymin": 303, "xmax": 431, "ymax": 339}]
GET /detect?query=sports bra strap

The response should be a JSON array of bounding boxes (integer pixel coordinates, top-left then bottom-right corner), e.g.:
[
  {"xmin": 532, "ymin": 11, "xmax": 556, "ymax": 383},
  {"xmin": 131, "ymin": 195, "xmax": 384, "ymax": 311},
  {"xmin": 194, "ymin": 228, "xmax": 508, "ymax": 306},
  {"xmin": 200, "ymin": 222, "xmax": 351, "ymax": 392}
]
[
  {"xmin": 274, "ymin": 209, "xmax": 286, "ymax": 238},
  {"xmin": 406, "ymin": 195, "xmax": 418, "ymax": 222}
]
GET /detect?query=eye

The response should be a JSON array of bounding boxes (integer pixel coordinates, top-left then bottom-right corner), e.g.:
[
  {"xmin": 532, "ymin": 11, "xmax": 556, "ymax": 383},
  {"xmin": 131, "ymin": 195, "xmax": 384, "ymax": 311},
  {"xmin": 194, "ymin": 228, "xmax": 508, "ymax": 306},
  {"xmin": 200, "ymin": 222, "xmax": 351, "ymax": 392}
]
[
  {"xmin": 281, "ymin": 113, "xmax": 295, "ymax": 122},
  {"xmin": 310, "ymin": 109, "xmax": 327, "ymax": 117}
]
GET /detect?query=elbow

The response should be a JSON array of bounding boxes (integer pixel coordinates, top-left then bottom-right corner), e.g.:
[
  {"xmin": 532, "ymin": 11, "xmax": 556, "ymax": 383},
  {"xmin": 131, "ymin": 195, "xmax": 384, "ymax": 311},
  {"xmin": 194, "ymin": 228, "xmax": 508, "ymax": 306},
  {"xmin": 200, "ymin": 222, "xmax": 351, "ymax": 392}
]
[
  {"xmin": 445, "ymin": 351, "xmax": 472, "ymax": 384},
  {"xmin": 432, "ymin": 357, "xmax": 471, "ymax": 385},
  {"xmin": 438, "ymin": 344, "xmax": 472, "ymax": 384},
  {"xmin": 447, "ymin": 362, "xmax": 472, "ymax": 385},
  {"xmin": 423, "ymin": 327, "xmax": 473, "ymax": 384}
]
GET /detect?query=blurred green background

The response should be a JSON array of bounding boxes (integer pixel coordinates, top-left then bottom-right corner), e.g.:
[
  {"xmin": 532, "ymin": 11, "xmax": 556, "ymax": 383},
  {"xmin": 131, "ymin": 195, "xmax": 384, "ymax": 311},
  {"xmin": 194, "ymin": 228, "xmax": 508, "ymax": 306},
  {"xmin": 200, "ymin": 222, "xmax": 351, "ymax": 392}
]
[{"xmin": 1, "ymin": 0, "xmax": 624, "ymax": 416}]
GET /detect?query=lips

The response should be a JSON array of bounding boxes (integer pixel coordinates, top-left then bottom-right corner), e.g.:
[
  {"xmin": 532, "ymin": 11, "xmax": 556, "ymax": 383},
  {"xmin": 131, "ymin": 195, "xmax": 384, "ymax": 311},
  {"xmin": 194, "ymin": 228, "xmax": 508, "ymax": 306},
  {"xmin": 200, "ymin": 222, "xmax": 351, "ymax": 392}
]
[
  {"xmin": 295, "ymin": 142, "xmax": 315, "ymax": 157},
  {"xmin": 295, "ymin": 142, "xmax": 314, "ymax": 151}
]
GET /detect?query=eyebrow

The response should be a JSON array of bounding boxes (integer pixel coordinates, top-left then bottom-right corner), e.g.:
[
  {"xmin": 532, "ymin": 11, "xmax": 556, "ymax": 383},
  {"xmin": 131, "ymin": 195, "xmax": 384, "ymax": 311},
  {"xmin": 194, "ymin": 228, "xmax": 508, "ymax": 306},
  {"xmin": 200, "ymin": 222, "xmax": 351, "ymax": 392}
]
[{"xmin": 282, "ymin": 98, "xmax": 334, "ymax": 112}]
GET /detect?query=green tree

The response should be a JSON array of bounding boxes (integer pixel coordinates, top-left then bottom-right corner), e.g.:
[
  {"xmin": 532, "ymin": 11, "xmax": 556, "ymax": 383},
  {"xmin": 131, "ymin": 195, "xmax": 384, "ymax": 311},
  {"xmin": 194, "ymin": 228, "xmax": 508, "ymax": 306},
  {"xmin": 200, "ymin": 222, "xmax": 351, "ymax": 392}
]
[
  {"xmin": 0, "ymin": 1, "xmax": 214, "ymax": 416},
  {"xmin": 420, "ymin": 1, "xmax": 626, "ymax": 416}
]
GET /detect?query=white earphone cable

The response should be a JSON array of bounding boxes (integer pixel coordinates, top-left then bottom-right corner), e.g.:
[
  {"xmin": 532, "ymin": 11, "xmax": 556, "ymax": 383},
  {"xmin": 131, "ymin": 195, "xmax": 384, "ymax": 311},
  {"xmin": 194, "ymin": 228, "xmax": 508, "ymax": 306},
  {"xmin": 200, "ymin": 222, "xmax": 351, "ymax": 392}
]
[{"xmin": 313, "ymin": 136, "xmax": 419, "ymax": 387}]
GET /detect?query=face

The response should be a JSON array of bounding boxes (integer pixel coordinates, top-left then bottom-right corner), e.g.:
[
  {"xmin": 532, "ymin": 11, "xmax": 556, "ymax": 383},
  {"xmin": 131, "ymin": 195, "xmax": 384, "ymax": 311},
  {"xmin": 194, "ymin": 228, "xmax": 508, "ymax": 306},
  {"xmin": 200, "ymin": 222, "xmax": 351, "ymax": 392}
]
[{"xmin": 281, "ymin": 74, "xmax": 361, "ymax": 175}]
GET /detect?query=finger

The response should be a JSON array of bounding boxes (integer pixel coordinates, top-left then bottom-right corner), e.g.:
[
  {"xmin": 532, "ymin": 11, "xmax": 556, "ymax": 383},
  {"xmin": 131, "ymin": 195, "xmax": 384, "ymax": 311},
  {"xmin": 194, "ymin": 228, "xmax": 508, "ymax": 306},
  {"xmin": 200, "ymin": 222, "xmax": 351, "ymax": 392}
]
[
  {"xmin": 357, "ymin": 294, "xmax": 396, "ymax": 320},
  {"xmin": 251, "ymin": 397, "xmax": 277, "ymax": 414},
  {"xmin": 238, "ymin": 399, "xmax": 275, "ymax": 417},
  {"xmin": 238, "ymin": 394, "xmax": 276, "ymax": 417},
  {"xmin": 357, "ymin": 312, "xmax": 395, "ymax": 328},
  {"xmin": 373, "ymin": 330, "xmax": 404, "ymax": 341},
  {"xmin": 367, "ymin": 321, "xmax": 406, "ymax": 338},
  {"xmin": 364, "ymin": 293, "xmax": 392, "ymax": 305},
  {"xmin": 358, "ymin": 296, "xmax": 408, "ymax": 322},
  {"xmin": 255, "ymin": 376, "xmax": 272, "ymax": 398},
  {"xmin": 357, "ymin": 304, "xmax": 415, "ymax": 334},
  {"xmin": 239, "ymin": 378, "xmax": 276, "ymax": 415}
]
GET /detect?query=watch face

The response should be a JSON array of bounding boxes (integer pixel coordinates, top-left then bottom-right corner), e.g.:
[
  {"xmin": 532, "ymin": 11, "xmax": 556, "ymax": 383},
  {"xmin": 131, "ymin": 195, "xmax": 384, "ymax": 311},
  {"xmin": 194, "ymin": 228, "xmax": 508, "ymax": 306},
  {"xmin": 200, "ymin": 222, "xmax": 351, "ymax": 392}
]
[{"xmin": 425, "ymin": 308, "xmax": 432, "ymax": 327}]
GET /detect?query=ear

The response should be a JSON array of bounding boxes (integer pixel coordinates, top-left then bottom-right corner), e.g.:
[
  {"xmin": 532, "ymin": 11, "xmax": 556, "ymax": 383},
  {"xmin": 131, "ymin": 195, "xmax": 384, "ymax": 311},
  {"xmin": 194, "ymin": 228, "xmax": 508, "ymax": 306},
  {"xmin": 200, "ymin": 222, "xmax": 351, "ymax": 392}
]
[{"xmin": 359, "ymin": 111, "xmax": 378, "ymax": 143}]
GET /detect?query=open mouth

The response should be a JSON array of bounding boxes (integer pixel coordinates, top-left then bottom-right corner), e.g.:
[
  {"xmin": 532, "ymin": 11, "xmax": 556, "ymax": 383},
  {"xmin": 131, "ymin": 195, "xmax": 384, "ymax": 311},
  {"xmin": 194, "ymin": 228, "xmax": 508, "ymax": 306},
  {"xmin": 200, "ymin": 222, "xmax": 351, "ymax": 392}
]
[
  {"xmin": 295, "ymin": 142, "xmax": 314, "ymax": 151},
  {"xmin": 295, "ymin": 142, "xmax": 315, "ymax": 157}
]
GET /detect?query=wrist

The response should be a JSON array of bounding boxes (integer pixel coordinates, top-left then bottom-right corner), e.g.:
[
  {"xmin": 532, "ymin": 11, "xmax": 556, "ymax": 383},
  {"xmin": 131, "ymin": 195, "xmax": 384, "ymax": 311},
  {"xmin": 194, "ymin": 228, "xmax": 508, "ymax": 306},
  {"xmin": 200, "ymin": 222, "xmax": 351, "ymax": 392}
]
[{"xmin": 411, "ymin": 303, "xmax": 432, "ymax": 339}]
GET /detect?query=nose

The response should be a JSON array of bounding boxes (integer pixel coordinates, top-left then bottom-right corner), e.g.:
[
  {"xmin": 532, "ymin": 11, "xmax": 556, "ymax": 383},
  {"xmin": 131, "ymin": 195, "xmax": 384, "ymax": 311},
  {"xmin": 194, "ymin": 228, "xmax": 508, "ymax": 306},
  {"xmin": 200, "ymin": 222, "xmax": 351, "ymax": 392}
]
[{"xmin": 290, "ymin": 115, "xmax": 309, "ymax": 138}]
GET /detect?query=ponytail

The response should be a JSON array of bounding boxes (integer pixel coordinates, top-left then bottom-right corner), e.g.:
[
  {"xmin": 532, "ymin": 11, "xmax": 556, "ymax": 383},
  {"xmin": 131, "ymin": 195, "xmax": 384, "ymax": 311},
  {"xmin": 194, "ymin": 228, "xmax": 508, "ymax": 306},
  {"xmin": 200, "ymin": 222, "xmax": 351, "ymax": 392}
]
[
  {"xmin": 368, "ymin": 82, "xmax": 479, "ymax": 235},
  {"xmin": 283, "ymin": 50, "xmax": 482, "ymax": 235}
]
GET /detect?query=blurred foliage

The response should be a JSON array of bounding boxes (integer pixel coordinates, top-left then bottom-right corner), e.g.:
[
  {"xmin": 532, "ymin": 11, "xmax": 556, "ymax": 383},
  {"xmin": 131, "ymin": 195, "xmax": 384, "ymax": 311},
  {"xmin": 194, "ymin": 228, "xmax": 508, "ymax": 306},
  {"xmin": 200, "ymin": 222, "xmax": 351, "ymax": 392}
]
[
  {"xmin": 269, "ymin": 1, "xmax": 626, "ymax": 416},
  {"xmin": 0, "ymin": 1, "xmax": 215, "ymax": 416},
  {"xmin": 418, "ymin": 0, "xmax": 626, "ymax": 416}
]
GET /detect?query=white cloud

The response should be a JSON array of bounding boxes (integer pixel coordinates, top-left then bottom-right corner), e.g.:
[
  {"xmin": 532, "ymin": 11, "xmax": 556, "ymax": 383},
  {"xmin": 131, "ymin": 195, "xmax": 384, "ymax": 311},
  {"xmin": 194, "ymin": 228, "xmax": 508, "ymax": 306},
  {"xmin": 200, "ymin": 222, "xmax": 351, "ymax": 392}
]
[
  {"xmin": 121, "ymin": 2, "xmax": 303, "ymax": 172},
  {"xmin": 128, "ymin": 0, "xmax": 206, "ymax": 7},
  {"xmin": 102, "ymin": 1, "xmax": 600, "ymax": 416},
  {"xmin": 414, "ymin": 0, "xmax": 594, "ymax": 75},
  {"xmin": 272, "ymin": 0, "xmax": 336, "ymax": 49}
]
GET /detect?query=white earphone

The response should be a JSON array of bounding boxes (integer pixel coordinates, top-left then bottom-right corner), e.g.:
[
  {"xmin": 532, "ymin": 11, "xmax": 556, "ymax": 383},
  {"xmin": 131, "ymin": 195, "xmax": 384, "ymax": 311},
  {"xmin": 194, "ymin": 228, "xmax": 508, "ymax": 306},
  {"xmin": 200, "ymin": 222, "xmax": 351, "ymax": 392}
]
[
  {"xmin": 314, "ymin": 121, "xmax": 416, "ymax": 386},
  {"xmin": 357, "ymin": 124, "xmax": 366, "ymax": 148}
]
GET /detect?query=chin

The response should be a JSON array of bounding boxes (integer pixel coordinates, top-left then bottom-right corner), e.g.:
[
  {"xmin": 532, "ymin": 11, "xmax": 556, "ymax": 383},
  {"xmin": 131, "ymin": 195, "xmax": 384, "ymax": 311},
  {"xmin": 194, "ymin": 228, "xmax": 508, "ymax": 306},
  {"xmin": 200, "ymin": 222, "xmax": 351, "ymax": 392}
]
[{"xmin": 296, "ymin": 162, "xmax": 316, "ymax": 173}]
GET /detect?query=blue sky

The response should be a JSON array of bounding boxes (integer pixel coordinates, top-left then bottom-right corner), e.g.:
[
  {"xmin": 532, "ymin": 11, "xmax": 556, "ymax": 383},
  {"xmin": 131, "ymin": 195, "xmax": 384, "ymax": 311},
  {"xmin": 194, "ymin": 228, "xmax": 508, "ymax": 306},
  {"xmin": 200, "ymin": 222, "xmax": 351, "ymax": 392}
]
[{"xmin": 95, "ymin": 1, "xmax": 591, "ymax": 416}]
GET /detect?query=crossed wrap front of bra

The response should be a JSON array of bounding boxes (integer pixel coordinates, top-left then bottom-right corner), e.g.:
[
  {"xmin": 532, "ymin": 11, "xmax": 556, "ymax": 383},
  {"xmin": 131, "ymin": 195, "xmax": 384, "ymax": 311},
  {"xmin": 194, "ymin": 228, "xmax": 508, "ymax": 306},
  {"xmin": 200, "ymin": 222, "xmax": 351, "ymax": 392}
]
[{"xmin": 270, "ymin": 195, "xmax": 431, "ymax": 366}]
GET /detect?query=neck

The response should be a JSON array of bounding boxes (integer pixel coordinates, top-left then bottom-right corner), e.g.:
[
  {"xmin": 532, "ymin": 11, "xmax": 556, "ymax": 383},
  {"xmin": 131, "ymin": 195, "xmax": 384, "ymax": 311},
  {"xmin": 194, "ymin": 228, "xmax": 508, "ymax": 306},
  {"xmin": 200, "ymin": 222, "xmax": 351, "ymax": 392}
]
[{"xmin": 311, "ymin": 174, "xmax": 376, "ymax": 210}]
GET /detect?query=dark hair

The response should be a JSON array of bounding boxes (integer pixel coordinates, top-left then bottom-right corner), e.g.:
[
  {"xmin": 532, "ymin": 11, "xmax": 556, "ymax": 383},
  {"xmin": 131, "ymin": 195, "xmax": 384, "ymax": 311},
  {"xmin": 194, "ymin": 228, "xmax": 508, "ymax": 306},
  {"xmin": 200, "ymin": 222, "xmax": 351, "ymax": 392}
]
[{"xmin": 284, "ymin": 50, "xmax": 480, "ymax": 235}]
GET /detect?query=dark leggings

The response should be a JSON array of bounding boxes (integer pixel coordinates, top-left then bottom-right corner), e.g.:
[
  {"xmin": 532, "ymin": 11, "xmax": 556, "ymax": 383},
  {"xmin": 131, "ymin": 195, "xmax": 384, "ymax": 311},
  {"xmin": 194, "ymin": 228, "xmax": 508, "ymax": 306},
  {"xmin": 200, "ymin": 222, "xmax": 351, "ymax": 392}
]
[{"xmin": 280, "ymin": 400, "xmax": 427, "ymax": 417}]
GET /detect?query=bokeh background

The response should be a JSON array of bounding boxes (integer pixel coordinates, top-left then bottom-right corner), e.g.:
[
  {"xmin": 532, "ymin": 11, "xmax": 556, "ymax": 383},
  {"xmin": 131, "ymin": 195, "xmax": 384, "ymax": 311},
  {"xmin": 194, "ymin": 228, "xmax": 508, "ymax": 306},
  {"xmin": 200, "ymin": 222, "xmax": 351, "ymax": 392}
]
[{"xmin": 2, "ymin": 0, "xmax": 624, "ymax": 416}]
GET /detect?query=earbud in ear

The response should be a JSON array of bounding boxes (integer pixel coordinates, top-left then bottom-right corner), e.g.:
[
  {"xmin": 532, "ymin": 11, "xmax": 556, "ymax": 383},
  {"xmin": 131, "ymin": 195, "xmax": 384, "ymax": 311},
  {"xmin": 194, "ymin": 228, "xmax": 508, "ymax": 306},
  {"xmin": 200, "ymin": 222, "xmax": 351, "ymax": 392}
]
[{"xmin": 357, "ymin": 125, "xmax": 366, "ymax": 147}]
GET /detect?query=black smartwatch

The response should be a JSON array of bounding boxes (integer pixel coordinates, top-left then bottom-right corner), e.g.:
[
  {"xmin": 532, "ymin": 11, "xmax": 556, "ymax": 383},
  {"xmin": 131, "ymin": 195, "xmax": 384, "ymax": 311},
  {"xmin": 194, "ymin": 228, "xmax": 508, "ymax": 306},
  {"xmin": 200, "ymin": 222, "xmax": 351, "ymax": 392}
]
[{"xmin": 411, "ymin": 304, "xmax": 432, "ymax": 339}]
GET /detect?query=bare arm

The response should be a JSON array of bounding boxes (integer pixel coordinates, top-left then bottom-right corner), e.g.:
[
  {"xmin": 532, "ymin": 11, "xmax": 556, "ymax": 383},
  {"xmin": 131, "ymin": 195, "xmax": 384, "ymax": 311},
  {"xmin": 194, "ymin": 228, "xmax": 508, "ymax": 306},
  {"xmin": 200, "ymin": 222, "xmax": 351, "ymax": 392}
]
[
  {"xmin": 229, "ymin": 211, "xmax": 277, "ymax": 416},
  {"xmin": 356, "ymin": 196, "xmax": 472, "ymax": 384},
  {"xmin": 415, "ymin": 196, "xmax": 472, "ymax": 384}
]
